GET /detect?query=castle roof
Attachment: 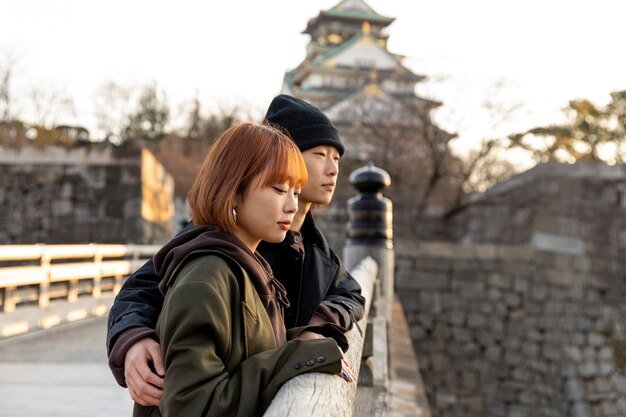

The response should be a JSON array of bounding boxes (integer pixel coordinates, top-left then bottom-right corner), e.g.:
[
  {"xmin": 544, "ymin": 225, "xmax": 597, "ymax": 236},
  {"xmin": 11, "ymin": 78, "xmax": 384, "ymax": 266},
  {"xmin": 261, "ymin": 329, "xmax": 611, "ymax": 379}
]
[
  {"xmin": 315, "ymin": 0, "xmax": 394, "ymax": 25},
  {"xmin": 323, "ymin": 82, "xmax": 442, "ymax": 122},
  {"xmin": 306, "ymin": 31, "xmax": 421, "ymax": 79}
]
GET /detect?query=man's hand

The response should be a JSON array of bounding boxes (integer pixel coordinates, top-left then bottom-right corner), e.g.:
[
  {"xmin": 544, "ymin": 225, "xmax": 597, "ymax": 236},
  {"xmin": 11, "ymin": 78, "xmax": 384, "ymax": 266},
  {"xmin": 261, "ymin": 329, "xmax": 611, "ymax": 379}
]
[
  {"xmin": 307, "ymin": 313, "xmax": 327, "ymax": 326},
  {"xmin": 296, "ymin": 312, "xmax": 331, "ymax": 340},
  {"xmin": 124, "ymin": 338, "xmax": 165, "ymax": 406},
  {"xmin": 296, "ymin": 330, "xmax": 325, "ymax": 340}
]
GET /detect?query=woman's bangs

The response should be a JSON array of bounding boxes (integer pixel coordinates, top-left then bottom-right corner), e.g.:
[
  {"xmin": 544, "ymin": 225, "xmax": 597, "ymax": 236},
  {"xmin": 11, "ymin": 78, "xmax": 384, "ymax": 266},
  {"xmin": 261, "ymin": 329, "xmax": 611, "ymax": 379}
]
[{"xmin": 260, "ymin": 145, "xmax": 308, "ymax": 189}]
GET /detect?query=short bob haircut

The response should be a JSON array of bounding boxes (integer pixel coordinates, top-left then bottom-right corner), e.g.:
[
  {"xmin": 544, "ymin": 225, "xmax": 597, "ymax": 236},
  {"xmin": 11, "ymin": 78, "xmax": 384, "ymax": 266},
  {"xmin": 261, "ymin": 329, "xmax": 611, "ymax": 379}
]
[{"xmin": 188, "ymin": 122, "xmax": 308, "ymax": 233}]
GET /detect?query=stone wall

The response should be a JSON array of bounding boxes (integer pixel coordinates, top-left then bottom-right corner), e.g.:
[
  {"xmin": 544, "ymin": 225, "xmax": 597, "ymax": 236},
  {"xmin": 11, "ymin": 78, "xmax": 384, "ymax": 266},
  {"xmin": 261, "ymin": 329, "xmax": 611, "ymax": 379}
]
[
  {"xmin": 453, "ymin": 162, "xmax": 626, "ymax": 248},
  {"xmin": 0, "ymin": 146, "xmax": 174, "ymax": 244},
  {"xmin": 395, "ymin": 162, "xmax": 626, "ymax": 417},
  {"xmin": 396, "ymin": 241, "xmax": 626, "ymax": 417}
]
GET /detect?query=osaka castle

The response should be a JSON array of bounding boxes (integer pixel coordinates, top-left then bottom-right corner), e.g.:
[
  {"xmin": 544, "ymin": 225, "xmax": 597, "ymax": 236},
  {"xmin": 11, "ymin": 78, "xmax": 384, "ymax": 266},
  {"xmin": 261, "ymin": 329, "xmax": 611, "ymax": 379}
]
[{"xmin": 281, "ymin": 0, "xmax": 452, "ymax": 159}]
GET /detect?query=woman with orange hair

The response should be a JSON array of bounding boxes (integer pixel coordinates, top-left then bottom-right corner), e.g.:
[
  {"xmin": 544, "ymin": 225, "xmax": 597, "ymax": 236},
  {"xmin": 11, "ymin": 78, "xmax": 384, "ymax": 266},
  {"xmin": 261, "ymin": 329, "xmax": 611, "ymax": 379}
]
[{"xmin": 133, "ymin": 122, "xmax": 349, "ymax": 417}]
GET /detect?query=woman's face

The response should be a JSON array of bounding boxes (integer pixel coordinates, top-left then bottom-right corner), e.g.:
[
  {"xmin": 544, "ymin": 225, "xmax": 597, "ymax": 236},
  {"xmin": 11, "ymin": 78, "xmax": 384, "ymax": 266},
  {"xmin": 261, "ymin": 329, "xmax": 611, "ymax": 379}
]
[
  {"xmin": 299, "ymin": 145, "xmax": 340, "ymax": 205},
  {"xmin": 233, "ymin": 174, "xmax": 300, "ymax": 251}
]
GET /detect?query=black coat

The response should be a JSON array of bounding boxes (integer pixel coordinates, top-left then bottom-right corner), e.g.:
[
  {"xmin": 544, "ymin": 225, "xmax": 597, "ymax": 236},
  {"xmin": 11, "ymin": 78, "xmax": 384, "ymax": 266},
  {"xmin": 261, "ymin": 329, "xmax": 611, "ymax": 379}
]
[{"xmin": 107, "ymin": 214, "xmax": 365, "ymax": 356}]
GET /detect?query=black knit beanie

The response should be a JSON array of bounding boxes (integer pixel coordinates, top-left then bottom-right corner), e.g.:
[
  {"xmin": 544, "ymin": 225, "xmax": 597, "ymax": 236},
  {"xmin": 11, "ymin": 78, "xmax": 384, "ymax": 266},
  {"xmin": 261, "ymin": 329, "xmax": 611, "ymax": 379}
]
[{"xmin": 264, "ymin": 94, "xmax": 344, "ymax": 156}]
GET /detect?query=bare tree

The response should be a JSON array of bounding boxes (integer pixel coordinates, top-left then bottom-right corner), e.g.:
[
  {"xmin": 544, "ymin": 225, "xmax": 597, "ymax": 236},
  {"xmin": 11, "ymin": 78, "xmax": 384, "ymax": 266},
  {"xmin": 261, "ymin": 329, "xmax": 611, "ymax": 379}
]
[
  {"xmin": 0, "ymin": 52, "xmax": 18, "ymax": 122},
  {"xmin": 93, "ymin": 81, "xmax": 135, "ymax": 144},
  {"xmin": 326, "ymin": 79, "xmax": 524, "ymax": 240},
  {"xmin": 329, "ymin": 91, "xmax": 458, "ymax": 239},
  {"xmin": 183, "ymin": 96, "xmax": 203, "ymax": 139},
  {"xmin": 452, "ymin": 82, "xmax": 524, "ymax": 192},
  {"xmin": 28, "ymin": 86, "xmax": 75, "ymax": 129},
  {"xmin": 123, "ymin": 83, "xmax": 170, "ymax": 146}
]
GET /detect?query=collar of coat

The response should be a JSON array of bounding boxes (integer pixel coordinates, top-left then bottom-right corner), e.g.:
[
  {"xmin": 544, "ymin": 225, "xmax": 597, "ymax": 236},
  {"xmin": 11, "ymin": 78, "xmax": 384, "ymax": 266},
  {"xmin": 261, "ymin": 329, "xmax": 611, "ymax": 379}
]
[
  {"xmin": 152, "ymin": 224, "xmax": 291, "ymax": 346},
  {"xmin": 153, "ymin": 224, "xmax": 291, "ymax": 311},
  {"xmin": 283, "ymin": 212, "xmax": 330, "ymax": 256}
]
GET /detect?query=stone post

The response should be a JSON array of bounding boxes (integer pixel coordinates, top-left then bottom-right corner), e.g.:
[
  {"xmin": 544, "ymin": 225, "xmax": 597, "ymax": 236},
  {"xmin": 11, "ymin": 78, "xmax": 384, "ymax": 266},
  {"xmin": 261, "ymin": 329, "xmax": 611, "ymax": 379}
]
[{"xmin": 343, "ymin": 162, "xmax": 394, "ymax": 322}]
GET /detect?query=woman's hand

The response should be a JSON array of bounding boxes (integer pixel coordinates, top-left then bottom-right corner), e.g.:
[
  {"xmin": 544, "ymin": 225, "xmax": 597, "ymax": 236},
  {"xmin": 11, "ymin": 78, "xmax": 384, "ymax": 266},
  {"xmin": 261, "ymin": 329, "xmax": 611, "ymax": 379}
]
[{"xmin": 339, "ymin": 358, "xmax": 356, "ymax": 382}]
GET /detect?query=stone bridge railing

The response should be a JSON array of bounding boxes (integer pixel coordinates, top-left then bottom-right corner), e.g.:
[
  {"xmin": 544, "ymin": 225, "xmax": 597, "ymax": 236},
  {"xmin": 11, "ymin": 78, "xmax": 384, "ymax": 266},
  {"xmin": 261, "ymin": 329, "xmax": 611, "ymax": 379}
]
[{"xmin": 0, "ymin": 243, "xmax": 158, "ymax": 336}]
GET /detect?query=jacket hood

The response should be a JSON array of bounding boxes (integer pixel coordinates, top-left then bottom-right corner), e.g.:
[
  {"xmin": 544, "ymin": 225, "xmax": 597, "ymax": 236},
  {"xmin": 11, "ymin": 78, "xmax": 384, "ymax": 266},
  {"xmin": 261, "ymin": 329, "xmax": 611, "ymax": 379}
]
[{"xmin": 153, "ymin": 224, "xmax": 290, "ymax": 345}]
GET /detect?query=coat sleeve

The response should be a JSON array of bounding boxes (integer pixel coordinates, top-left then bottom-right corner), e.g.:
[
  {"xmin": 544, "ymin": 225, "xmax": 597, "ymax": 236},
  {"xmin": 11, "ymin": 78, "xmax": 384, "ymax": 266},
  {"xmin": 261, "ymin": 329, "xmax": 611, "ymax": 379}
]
[
  {"xmin": 106, "ymin": 221, "xmax": 195, "ymax": 384},
  {"xmin": 106, "ymin": 258, "xmax": 162, "ymax": 356},
  {"xmin": 153, "ymin": 265, "xmax": 343, "ymax": 417},
  {"xmin": 319, "ymin": 248, "xmax": 366, "ymax": 330},
  {"xmin": 106, "ymin": 258, "xmax": 164, "ymax": 385}
]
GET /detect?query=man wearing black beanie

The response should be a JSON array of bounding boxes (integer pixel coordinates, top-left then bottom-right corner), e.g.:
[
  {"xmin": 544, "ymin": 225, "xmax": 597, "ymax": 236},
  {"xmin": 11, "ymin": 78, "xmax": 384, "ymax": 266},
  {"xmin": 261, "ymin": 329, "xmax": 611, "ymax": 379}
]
[
  {"xmin": 264, "ymin": 94, "xmax": 345, "ymax": 156},
  {"xmin": 106, "ymin": 95, "xmax": 366, "ymax": 405}
]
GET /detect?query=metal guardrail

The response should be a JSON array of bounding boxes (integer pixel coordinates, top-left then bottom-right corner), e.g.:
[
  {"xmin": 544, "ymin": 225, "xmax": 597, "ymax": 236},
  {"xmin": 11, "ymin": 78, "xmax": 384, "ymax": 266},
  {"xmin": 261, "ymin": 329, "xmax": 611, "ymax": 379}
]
[
  {"xmin": 0, "ymin": 244, "xmax": 160, "ymax": 313},
  {"xmin": 263, "ymin": 256, "xmax": 379, "ymax": 417}
]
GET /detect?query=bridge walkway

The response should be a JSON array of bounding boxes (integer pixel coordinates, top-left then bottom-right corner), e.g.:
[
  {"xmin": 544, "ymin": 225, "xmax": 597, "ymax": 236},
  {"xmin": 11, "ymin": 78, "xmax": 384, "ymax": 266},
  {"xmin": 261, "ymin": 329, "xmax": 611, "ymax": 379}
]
[{"xmin": 0, "ymin": 314, "xmax": 132, "ymax": 417}]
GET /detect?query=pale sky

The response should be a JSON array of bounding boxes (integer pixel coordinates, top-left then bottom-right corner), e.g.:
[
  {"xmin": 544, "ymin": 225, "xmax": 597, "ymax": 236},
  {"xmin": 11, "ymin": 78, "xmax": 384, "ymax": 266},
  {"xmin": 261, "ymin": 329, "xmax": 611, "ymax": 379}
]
[{"xmin": 2, "ymin": 0, "xmax": 625, "ymax": 152}]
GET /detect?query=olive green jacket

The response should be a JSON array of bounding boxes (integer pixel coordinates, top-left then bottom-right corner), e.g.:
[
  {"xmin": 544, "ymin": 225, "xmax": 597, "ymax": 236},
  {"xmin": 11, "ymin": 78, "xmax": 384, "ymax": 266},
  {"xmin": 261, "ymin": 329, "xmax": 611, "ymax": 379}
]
[{"xmin": 133, "ymin": 252, "xmax": 344, "ymax": 417}]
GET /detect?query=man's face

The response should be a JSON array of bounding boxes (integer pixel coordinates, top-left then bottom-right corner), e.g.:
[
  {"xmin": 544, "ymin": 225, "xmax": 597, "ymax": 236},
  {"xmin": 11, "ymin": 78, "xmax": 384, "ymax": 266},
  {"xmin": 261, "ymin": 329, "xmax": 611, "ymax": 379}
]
[{"xmin": 299, "ymin": 145, "xmax": 340, "ymax": 205}]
